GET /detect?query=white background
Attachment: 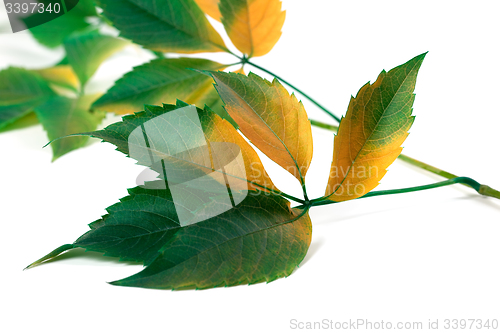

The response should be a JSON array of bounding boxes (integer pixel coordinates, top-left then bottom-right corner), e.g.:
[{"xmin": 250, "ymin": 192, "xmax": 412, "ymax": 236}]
[{"xmin": 1, "ymin": 1, "xmax": 500, "ymax": 332}]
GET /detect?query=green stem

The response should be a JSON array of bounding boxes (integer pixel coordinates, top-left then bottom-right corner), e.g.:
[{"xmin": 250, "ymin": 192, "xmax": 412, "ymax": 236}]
[
  {"xmin": 246, "ymin": 60, "xmax": 341, "ymax": 123},
  {"xmin": 295, "ymin": 177, "xmax": 499, "ymax": 209}
]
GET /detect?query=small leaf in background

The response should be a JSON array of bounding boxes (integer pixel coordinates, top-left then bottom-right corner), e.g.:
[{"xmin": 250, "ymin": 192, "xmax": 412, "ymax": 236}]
[
  {"xmin": 194, "ymin": 0, "xmax": 222, "ymax": 21},
  {"xmin": 0, "ymin": 68, "xmax": 55, "ymax": 129},
  {"xmin": 33, "ymin": 65, "xmax": 80, "ymax": 92},
  {"xmin": 97, "ymin": 0, "xmax": 228, "ymax": 53},
  {"xmin": 220, "ymin": 0, "xmax": 286, "ymax": 57},
  {"xmin": 35, "ymin": 94, "xmax": 105, "ymax": 160},
  {"xmin": 26, "ymin": 103, "xmax": 312, "ymax": 289},
  {"xmin": 64, "ymin": 31, "xmax": 130, "ymax": 88},
  {"xmin": 23, "ymin": 0, "xmax": 97, "ymax": 48},
  {"xmin": 0, "ymin": 112, "xmax": 39, "ymax": 134},
  {"xmin": 207, "ymin": 71, "xmax": 313, "ymax": 183},
  {"xmin": 92, "ymin": 58, "xmax": 228, "ymax": 115},
  {"xmin": 324, "ymin": 53, "xmax": 427, "ymax": 201},
  {"xmin": 29, "ymin": 186, "xmax": 311, "ymax": 289}
]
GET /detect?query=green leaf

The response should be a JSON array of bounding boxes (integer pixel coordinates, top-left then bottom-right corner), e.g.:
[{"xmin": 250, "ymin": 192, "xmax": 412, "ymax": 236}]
[
  {"xmin": 30, "ymin": 186, "xmax": 311, "ymax": 289},
  {"xmin": 96, "ymin": 0, "xmax": 228, "ymax": 53},
  {"xmin": 85, "ymin": 101, "xmax": 278, "ymax": 192},
  {"xmin": 219, "ymin": 0, "xmax": 286, "ymax": 57},
  {"xmin": 32, "ymin": 65, "xmax": 80, "ymax": 92},
  {"xmin": 64, "ymin": 31, "xmax": 129, "ymax": 88},
  {"xmin": 27, "ymin": 103, "xmax": 311, "ymax": 289},
  {"xmin": 23, "ymin": 6, "xmax": 93, "ymax": 48},
  {"xmin": 111, "ymin": 196, "xmax": 311, "ymax": 289},
  {"xmin": 205, "ymin": 71, "xmax": 313, "ymax": 183},
  {"xmin": 35, "ymin": 94, "xmax": 106, "ymax": 160},
  {"xmin": 0, "ymin": 68, "xmax": 54, "ymax": 129},
  {"xmin": 92, "ymin": 58, "xmax": 228, "ymax": 115},
  {"xmin": 324, "ymin": 53, "xmax": 426, "ymax": 201}
]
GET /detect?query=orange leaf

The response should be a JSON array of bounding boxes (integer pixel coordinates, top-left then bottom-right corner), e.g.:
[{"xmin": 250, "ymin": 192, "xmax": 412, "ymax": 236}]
[
  {"xmin": 325, "ymin": 53, "xmax": 426, "ymax": 201},
  {"xmin": 194, "ymin": 0, "xmax": 222, "ymax": 21}
]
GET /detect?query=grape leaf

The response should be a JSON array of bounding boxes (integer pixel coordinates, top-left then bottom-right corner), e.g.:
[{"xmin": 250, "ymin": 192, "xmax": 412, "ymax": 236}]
[
  {"xmin": 33, "ymin": 65, "xmax": 80, "ymax": 92},
  {"xmin": 205, "ymin": 71, "xmax": 313, "ymax": 183},
  {"xmin": 27, "ymin": 103, "xmax": 311, "ymax": 289},
  {"xmin": 28, "ymin": 186, "xmax": 311, "ymax": 289},
  {"xmin": 35, "ymin": 94, "xmax": 106, "ymax": 160},
  {"xmin": 0, "ymin": 68, "xmax": 55, "ymax": 129},
  {"xmin": 64, "ymin": 31, "xmax": 130, "ymax": 88},
  {"xmin": 92, "ymin": 58, "xmax": 228, "ymax": 115},
  {"xmin": 194, "ymin": 0, "xmax": 222, "ymax": 21},
  {"xmin": 23, "ymin": 0, "xmax": 97, "ymax": 48},
  {"xmin": 110, "ymin": 196, "xmax": 311, "ymax": 289},
  {"xmin": 324, "ymin": 53, "xmax": 427, "ymax": 201},
  {"xmin": 96, "ymin": 0, "xmax": 228, "ymax": 53},
  {"xmin": 219, "ymin": 0, "xmax": 286, "ymax": 57},
  {"xmin": 85, "ymin": 101, "xmax": 278, "ymax": 193}
]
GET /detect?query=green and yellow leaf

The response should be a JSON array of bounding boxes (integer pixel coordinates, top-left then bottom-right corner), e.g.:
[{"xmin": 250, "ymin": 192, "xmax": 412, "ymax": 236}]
[
  {"xmin": 324, "ymin": 53, "xmax": 427, "ymax": 201},
  {"xmin": 194, "ymin": 0, "xmax": 222, "ymax": 21},
  {"xmin": 0, "ymin": 67, "xmax": 55, "ymax": 129},
  {"xmin": 35, "ymin": 94, "xmax": 106, "ymax": 160},
  {"xmin": 64, "ymin": 31, "xmax": 130, "ymax": 88},
  {"xmin": 97, "ymin": 0, "xmax": 228, "ymax": 53},
  {"xmin": 206, "ymin": 71, "xmax": 313, "ymax": 183},
  {"xmin": 86, "ymin": 101, "xmax": 278, "ymax": 192},
  {"xmin": 220, "ymin": 0, "xmax": 286, "ymax": 57},
  {"xmin": 33, "ymin": 65, "xmax": 80, "ymax": 92},
  {"xmin": 92, "ymin": 58, "xmax": 228, "ymax": 115}
]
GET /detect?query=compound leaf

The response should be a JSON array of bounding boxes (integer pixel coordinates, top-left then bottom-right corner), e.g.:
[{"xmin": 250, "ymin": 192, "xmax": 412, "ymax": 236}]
[
  {"xmin": 92, "ymin": 58, "xmax": 228, "ymax": 115},
  {"xmin": 220, "ymin": 0, "xmax": 286, "ymax": 57},
  {"xmin": 97, "ymin": 0, "xmax": 228, "ymax": 53},
  {"xmin": 64, "ymin": 31, "xmax": 130, "ymax": 88},
  {"xmin": 324, "ymin": 53, "xmax": 427, "ymax": 201},
  {"xmin": 206, "ymin": 71, "xmax": 313, "ymax": 183},
  {"xmin": 35, "ymin": 94, "xmax": 106, "ymax": 160}
]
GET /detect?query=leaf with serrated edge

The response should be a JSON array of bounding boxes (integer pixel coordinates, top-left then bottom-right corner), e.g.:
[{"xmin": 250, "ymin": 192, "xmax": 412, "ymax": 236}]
[
  {"xmin": 0, "ymin": 67, "xmax": 55, "ymax": 129},
  {"xmin": 92, "ymin": 58, "xmax": 227, "ymax": 115},
  {"xmin": 97, "ymin": 0, "xmax": 227, "ymax": 53},
  {"xmin": 33, "ymin": 65, "xmax": 80, "ymax": 92},
  {"xmin": 325, "ymin": 53, "xmax": 427, "ymax": 201},
  {"xmin": 35, "ymin": 94, "xmax": 106, "ymax": 160},
  {"xmin": 194, "ymin": 0, "xmax": 221, "ymax": 21},
  {"xmin": 86, "ymin": 101, "xmax": 278, "ymax": 193},
  {"xmin": 220, "ymin": 0, "xmax": 286, "ymax": 57},
  {"xmin": 206, "ymin": 71, "xmax": 313, "ymax": 183},
  {"xmin": 110, "ymin": 196, "xmax": 311, "ymax": 290},
  {"xmin": 64, "ymin": 31, "xmax": 129, "ymax": 88}
]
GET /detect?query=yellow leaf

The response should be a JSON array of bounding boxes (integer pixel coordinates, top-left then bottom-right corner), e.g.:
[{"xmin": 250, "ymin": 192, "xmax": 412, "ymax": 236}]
[
  {"xmin": 220, "ymin": 0, "xmax": 286, "ymax": 57},
  {"xmin": 208, "ymin": 71, "xmax": 313, "ymax": 183},
  {"xmin": 194, "ymin": 0, "xmax": 222, "ymax": 21},
  {"xmin": 324, "ymin": 53, "xmax": 426, "ymax": 201}
]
